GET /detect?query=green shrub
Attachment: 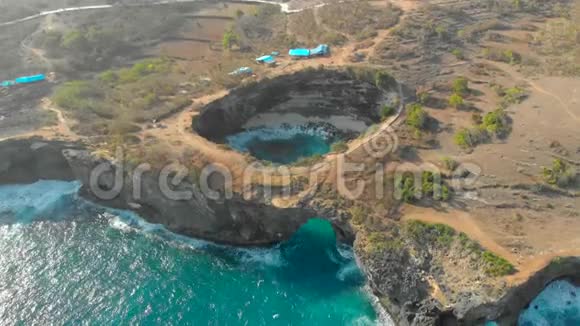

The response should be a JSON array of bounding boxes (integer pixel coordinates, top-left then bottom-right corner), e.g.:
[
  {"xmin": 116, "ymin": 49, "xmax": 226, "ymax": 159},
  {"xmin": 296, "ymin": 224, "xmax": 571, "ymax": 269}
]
[
  {"xmin": 222, "ymin": 28, "xmax": 239, "ymax": 49},
  {"xmin": 483, "ymin": 48, "xmax": 522, "ymax": 64},
  {"xmin": 543, "ymin": 159, "xmax": 577, "ymax": 187},
  {"xmin": 405, "ymin": 103, "xmax": 427, "ymax": 130},
  {"xmin": 502, "ymin": 87, "xmax": 526, "ymax": 105},
  {"xmin": 375, "ymin": 71, "xmax": 396, "ymax": 90},
  {"xmin": 396, "ymin": 174, "xmax": 417, "ymax": 203},
  {"xmin": 454, "ymin": 128, "xmax": 475, "ymax": 148},
  {"xmin": 481, "ymin": 109, "xmax": 509, "ymax": 135},
  {"xmin": 481, "ymin": 251, "xmax": 515, "ymax": 276},
  {"xmin": 452, "ymin": 77, "xmax": 470, "ymax": 95},
  {"xmin": 366, "ymin": 232, "xmax": 403, "ymax": 253},
  {"xmin": 449, "ymin": 93, "xmax": 465, "ymax": 109},
  {"xmin": 381, "ymin": 105, "xmax": 396, "ymax": 120},
  {"xmin": 405, "ymin": 220, "xmax": 456, "ymax": 247}
]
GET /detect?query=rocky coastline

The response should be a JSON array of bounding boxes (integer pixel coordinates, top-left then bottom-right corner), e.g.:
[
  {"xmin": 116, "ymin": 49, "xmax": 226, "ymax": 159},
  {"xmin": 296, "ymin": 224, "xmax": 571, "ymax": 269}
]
[{"xmin": 1, "ymin": 138, "xmax": 578, "ymax": 325}]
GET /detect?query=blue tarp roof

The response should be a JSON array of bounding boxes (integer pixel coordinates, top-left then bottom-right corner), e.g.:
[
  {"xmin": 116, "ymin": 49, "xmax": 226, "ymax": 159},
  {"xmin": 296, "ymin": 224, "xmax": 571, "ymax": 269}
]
[
  {"xmin": 256, "ymin": 55, "xmax": 276, "ymax": 63},
  {"xmin": 310, "ymin": 44, "xmax": 329, "ymax": 55},
  {"xmin": 1, "ymin": 80, "xmax": 16, "ymax": 87},
  {"xmin": 289, "ymin": 48, "xmax": 310, "ymax": 57},
  {"xmin": 14, "ymin": 74, "xmax": 45, "ymax": 84}
]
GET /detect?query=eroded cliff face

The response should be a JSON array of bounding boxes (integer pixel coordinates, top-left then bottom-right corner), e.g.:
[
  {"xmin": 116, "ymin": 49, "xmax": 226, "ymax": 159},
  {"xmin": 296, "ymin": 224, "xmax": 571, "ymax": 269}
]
[
  {"xmin": 2, "ymin": 139, "xmax": 578, "ymax": 325},
  {"xmin": 0, "ymin": 139, "xmax": 354, "ymax": 245},
  {"xmin": 193, "ymin": 69, "xmax": 387, "ymax": 141},
  {"xmin": 355, "ymin": 222, "xmax": 580, "ymax": 326}
]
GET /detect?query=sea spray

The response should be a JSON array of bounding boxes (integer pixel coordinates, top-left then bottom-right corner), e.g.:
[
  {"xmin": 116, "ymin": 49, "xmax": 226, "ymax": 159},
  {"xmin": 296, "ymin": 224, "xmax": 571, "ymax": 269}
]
[{"xmin": 0, "ymin": 180, "xmax": 382, "ymax": 324}]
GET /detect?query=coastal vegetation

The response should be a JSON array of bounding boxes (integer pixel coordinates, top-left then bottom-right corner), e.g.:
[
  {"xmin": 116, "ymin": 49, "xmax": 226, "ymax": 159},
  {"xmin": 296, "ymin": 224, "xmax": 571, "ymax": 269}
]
[
  {"xmin": 362, "ymin": 220, "xmax": 516, "ymax": 277},
  {"xmin": 53, "ymin": 58, "xmax": 192, "ymax": 136},
  {"xmin": 543, "ymin": 159, "xmax": 577, "ymax": 188},
  {"xmin": 395, "ymin": 172, "xmax": 451, "ymax": 203}
]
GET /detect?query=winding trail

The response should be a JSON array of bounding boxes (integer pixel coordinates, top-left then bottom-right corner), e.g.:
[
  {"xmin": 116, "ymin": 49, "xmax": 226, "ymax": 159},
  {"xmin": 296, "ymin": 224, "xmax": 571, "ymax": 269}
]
[
  {"xmin": 0, "ymin": 0, "xmax": 337, "ymax": 28},
  {"xmin": 489, "ymin": 61, "xmax": 580, "ymax": 124}
]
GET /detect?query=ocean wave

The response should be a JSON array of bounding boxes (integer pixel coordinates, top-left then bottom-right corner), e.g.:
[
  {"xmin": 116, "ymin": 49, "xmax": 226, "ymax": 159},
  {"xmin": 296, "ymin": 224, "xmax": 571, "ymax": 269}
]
[
  {"xmin": 235, "ymin": 246, "xmax": 284, "ymax": 267},
  {"xmin": 226, "ymin": 124, "xmax": 335, "ymax": 152},
  {"xmin": 0, "ymin": 180, "xmax": 81, "ymax": 223},
  {"xmin": 364, "ymin": 285, "xmax": 396, "ymax": 326}
]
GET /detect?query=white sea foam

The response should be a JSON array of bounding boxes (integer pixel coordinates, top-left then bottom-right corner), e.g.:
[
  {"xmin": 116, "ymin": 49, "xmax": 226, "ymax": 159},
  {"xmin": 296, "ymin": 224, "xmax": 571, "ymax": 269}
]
[
  {"xmin": 336, "ymin": 261, "xmax": 360, "ymax": 282},
  {"xmin": 363, "ymin": 285, "xmax": 396, "ymax": 326},
  {"xmin": 226, "ymin": 124, "xmax": 333, "ymax": 153},
  {"xmin": 0, "ymin": 180, "xmax": 81, "ymax": 223},
  {"xmin": 237, "ymin": 247, "xmax": 285, "ymax": 267}
]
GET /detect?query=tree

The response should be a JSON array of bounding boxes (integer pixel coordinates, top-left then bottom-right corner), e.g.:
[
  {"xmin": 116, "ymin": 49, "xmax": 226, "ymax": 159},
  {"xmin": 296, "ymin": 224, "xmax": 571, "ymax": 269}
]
[
  {"xmin": 452, "ymin": 77, "xmax": 469, "ymax": 95},
  {"xmin": 449, "ymin": 93, "xmax": 464, "ymax": 109},
  {"xmin": 406, "ymin": 103, "xmax": 427, "ymax": 130},
  {"xmin": 222, "ymin": 28, "xmax": 238, "ymax": 50},
  {"xmin": 380, "ymin": 105, "xmax": 395, "ymax": 120},
  {"xmin": 375, "ymin": 71, "xmax": 396, "ymax": 90},
  {"xmin": 454, "ymin": 128, "xmax": 473, "ymax": 148}
]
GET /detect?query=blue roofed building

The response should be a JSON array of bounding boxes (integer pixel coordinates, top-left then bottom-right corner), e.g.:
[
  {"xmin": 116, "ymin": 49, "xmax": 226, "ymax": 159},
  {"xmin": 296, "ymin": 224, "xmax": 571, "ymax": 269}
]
[{"xmin": 288, "ymin": 48, "xmax": 310, "ymax": 58}]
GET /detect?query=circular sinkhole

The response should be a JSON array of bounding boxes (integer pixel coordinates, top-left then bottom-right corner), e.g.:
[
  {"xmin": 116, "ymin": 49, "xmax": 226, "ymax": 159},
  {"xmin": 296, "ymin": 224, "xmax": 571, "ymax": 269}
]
[{"xmin": 193, "ymin": 69, "xmax": 399, "ymax": 164}]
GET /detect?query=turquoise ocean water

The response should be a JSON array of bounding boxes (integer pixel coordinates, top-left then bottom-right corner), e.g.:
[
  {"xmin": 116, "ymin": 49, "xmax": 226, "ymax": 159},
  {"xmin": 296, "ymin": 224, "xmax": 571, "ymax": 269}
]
[
  {"xmin": 225, "ymin": 127, "xmax": 332, "ymax": 164},
  {"xmin": 0, "ymin": 181, "xmax": 381, "ymax": 325},
  {"xmin": 518, "ymin": 279, "xmax": 580, "ymax": 326}
]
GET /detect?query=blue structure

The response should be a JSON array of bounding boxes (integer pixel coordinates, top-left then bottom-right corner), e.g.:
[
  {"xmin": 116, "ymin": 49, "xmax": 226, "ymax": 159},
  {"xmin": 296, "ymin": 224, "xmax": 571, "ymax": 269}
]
[
  {"xmin": 15, "ymin": 74, "xmax": 46, "ymax": 84},
  {"xmin": 2, "ymin": 74, "xmax": 46, "ymax": 88},
  {"xmin": 289, "ymin": 45, "xmax": 329, "ymax": 58},
  {"xmin": 228, "ymin": 67, "xmax": 253, "ymax": 76},
  {"xmin": 1, "ymin": 80, "xmax": 16, "ymax": 87},
  {"xmin": 289, "ymin": 48, "xmax": 310, "ymax": 58},
  {"xmin": 256, "ymin": 55, "xmax": 276, "ymax": 65},
  {"xmin": 310, "ymin": 44, "xmax": 329, "ymax": 56}
]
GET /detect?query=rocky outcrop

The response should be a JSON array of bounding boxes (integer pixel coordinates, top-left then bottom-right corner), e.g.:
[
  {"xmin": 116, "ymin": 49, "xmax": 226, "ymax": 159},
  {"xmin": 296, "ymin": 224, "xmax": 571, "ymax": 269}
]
[
  {"xmin": 0, "ymin": 139, "xmax": 80, "ymax": 184},
  {"xmin": 2, "ymin": 138, "xmax": 578, "ymax": 325},
  {"xmin": 355, "ymin": 223, "xmax": 580, "ymax": 326},
  {"xmin": 193, "ymin": 69, "xmax": 387, "ymax": 141},
  {"xmin": 0, "ymin": 138, "xmax": 355, "ymax": 245}
]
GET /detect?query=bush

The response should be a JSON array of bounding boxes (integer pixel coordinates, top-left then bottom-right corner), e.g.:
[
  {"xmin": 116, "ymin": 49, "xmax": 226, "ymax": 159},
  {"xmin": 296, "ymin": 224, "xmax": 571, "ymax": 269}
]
[
  {"xmin": 375, "ymin": 71, "xmax": 396, "ymax": 90},
  {"xmin": 405, "ymin": 220, "xmax": 456, "ymax": 247},
  {"xmin": 366, "ymin": 232, "xmax": 403, "ymax": 253},
  {"xmin": 502, "ymin": 87, "xmax": 526, "ymax": 106},
  {"xmin": 452, "ymin": 77, "xmax": 469, "ymax": 95},
  {"xmin": 481, "ymin": 251, "xmax": 515, "ymax": 276},
  {"xmin": 449, "ymin": 93, "xmax": 465, "ymax": 109},
  {"xmin": 454, "ymin": 128, "xmax": 474, "ymax": 148},
  {"xmin": 396, "ymin": 174, "xmax": 417, "ymax": 203},
  {"xmin": 483, "ymin": 48, "xmax": 522, "ymax": 64},
  {"xmin": 482, "ymin": 109, "xmax": 509, "ymax": 136},
  {"xmin": 543, "ymin": 159, "xmax": 577, "ymax": 187},
  {"xmin": 380, "ymin": 105, "xmax": 396, "ymax": 120},
  {"xmin": 405, "ymin": 103, "xmax": 427, "ymax": 131},
  {"xmin": 222, "ymin": 28, "xmax": 238, "ymax": 49},
  {"xmin": 52, "ymin": 80, "xmax": 105, "ymax": 116}
]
